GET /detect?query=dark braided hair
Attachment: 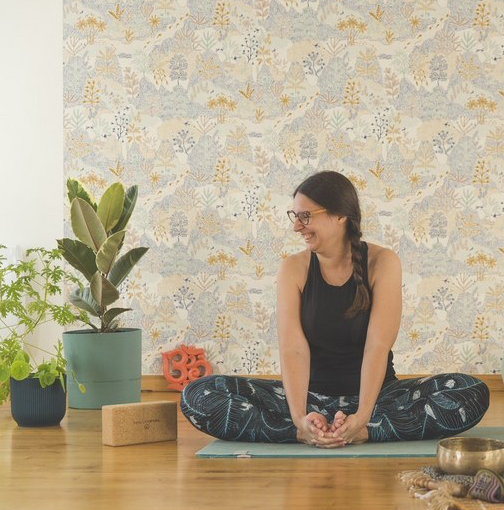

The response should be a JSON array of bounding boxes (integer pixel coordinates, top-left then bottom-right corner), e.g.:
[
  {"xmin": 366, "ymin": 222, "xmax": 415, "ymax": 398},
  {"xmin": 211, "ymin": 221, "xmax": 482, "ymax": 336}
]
[{"xmin": 293, "ymin": 171, "xmax": 370, "ymax": 319}]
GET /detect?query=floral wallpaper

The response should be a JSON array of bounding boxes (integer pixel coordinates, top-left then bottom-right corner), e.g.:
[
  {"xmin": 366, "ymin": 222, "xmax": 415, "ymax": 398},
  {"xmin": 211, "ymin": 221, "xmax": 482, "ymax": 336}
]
[{"xmin": 63, "ymin": 0, "xmax": 504, "ymax": 377}]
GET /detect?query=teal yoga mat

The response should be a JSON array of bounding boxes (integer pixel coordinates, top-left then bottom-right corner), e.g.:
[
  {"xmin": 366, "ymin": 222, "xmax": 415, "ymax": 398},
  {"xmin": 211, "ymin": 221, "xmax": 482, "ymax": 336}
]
[{"xmin": 196, "ymin": 427, "xmax": 504, "ymax": 458}]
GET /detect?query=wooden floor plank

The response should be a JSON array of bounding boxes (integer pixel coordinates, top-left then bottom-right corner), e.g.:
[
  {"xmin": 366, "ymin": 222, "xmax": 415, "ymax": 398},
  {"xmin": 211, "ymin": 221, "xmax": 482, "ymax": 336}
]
[{"xmin": 1, "ymin": 388, "xmax": 502, "ymax": 510}]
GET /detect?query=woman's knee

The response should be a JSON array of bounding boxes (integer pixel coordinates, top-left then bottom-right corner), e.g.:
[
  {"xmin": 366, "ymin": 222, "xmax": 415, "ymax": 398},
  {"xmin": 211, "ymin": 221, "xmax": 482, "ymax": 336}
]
[
  {"xmin": 440, "ymin": 373, "xmax": 490, "ymax": 413},
  {"xmin": 180, "ymin": 374, "xmax": 218, "ymax": 416},
  {"xmin": 467, "ymin": 375, "xmax": 490, "ymax": 412}
]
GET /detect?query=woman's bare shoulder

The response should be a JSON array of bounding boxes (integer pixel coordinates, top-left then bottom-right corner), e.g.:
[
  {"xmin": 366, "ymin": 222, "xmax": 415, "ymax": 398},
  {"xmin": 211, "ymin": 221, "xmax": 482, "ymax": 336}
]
[
  {"xmin": 366, "ymin": 242, "xmax": 401, "ymax": 288},
  {"xmin": 366, "ymin": 241, "xmax": 393, "ymax": 260},
  {"xmin": 278, "ymin": 250, "xmax": 311, "ymax": 292}
]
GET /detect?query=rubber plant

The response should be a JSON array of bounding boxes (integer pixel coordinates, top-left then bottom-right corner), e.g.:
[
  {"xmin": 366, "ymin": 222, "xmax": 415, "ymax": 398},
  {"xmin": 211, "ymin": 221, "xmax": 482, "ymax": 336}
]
[{"xmin": 56, "ymin": 178, "xmax": 149, "ymax": 333}]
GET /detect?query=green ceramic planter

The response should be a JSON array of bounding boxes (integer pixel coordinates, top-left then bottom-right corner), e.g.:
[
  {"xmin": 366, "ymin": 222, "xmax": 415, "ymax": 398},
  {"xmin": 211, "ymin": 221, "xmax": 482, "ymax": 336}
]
[{"xmin": 63, "ymin": 328, "xmax": 141, "ymax": 409}]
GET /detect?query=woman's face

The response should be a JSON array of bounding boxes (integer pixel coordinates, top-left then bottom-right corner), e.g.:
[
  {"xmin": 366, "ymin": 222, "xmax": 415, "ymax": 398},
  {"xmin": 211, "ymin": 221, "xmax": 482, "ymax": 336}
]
[{"xmin": 291, "ymin": 193, "xmax": 347, "ymax": 253}]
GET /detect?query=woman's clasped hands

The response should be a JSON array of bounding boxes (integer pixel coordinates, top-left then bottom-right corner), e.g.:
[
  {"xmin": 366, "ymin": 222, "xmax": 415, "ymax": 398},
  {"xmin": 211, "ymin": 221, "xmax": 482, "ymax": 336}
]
[{"xmin": 295, "ymin": 411, "xmax": 369, "ymax": 448}]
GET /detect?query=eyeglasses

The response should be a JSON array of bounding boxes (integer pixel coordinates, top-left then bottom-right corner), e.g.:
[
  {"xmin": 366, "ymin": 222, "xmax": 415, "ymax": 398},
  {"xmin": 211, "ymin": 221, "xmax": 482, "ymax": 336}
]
[{"xmin": 286, "ymin": 208, "xmax": 327, "ymax": 225}]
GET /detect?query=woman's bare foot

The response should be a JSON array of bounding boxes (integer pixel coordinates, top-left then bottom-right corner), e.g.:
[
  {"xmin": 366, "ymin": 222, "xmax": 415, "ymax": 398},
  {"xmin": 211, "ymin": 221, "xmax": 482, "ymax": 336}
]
[
  {"xmin": 296, "ymin": 412, "xmax": 329, "ymax": 443},
  {"xmin": 329, "ymin": 410, "xmax": 347, "ymax": 433},
  {"xmin": 306, "ymin": 411, "xmax": 329, "ymax": 434}
]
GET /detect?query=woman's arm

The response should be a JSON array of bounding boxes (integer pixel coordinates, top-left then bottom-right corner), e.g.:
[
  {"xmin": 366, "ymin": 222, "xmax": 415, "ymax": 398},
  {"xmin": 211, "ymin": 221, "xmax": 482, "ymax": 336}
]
[
  {"xmin": 356, "ymin": 248, "xmax": 402, "ymax": 422},
  {"xmin": 277, "ymin": 255, "xmax": 348, "ymax": 447},
  {"xmin": 276, "ymin": 256, "xmax": 310, "ymax": 427},
  {"xmin": 331, "ymin": 248, "xmax": 402, "ymax": 443}
]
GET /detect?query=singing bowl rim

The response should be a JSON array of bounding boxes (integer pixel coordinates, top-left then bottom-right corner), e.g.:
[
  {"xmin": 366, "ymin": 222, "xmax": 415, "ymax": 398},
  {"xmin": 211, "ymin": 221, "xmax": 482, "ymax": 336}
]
[{"xmin": 438, "ymin": 436, "xmax": 504, "ymax": 452}]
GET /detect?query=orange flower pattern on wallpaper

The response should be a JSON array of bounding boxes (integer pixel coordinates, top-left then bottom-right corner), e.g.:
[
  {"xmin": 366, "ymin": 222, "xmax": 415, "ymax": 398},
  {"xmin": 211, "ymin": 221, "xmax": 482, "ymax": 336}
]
[{"xmin": 63, "ymin": 0, "xmax": 504, "ymax": 376}]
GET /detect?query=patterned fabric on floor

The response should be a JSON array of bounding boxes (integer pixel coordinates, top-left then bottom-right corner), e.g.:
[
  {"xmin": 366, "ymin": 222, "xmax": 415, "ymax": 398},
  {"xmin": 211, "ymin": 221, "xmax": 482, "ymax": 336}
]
[{"xmin": 398, "ymin": 468, "xmax": 504, "ymax": 510}]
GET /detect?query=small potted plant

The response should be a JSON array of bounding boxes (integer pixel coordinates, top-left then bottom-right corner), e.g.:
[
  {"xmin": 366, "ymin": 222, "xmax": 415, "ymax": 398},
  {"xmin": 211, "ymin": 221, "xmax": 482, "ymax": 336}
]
[
  {"xmin": 57, "ymin": 178, "xmax": 149, "ymax": 409},
  {"xmin": 0, "ymin": 245, "xmax": 86, "ymax": 426}
]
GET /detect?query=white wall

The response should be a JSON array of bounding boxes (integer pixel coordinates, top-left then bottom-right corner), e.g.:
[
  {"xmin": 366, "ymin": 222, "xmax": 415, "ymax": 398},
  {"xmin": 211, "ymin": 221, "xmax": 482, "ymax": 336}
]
[{"xmin": 0, "ymin": 1, "xmax": 64, "ymax": 361}]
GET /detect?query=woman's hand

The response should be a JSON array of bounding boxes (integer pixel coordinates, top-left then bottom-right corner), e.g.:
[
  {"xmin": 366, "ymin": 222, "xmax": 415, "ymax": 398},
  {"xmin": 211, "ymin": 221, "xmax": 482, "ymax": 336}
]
[
  {"xmin": 330, "ymin": 412, "xmax": 369, "ymax": 445},
  {"xmin": 295, "ymin": 412, "xmax": 346, "ymax": 448}
]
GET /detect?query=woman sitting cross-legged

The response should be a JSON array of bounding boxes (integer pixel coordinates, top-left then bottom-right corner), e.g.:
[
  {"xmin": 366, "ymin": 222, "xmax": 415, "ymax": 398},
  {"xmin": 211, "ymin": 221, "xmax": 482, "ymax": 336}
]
[{"xmin": 180, "ymin": 170, "xmax": 490, "ymax": 446}]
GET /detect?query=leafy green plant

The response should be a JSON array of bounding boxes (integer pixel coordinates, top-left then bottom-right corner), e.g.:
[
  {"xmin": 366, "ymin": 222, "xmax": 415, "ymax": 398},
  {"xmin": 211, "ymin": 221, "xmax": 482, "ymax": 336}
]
[
  {"xmin": 57, "ymin": 179, "xmax": 149, "ymax": 333},
  {"xmin": 0, "ymin": 246, "xmax": 87, "ymax": 404},
  {"xmin": 7, "ymin": 341, "xmax": 77, "ymax": 390}
]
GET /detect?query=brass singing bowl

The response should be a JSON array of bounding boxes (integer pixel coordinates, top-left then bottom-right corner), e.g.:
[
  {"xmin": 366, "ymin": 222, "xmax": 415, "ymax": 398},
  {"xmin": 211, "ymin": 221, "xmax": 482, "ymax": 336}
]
[{"xmin": 437, "ymin": 437, "xmax": 504, "ymax": 476}]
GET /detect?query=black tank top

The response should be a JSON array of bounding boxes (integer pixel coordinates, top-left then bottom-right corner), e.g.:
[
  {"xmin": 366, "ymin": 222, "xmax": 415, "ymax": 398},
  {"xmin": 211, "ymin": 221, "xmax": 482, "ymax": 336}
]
[{"xmin": 301, "ymin": 241, "xmax": 396, "ymax": 396}]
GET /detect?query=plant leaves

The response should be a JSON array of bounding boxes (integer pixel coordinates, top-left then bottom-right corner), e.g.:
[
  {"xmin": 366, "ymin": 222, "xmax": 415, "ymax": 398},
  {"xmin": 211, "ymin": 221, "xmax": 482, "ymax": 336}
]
[
  {"xmin": 66, "ymin": 178, "xmax": 97, "ymax": 211},
  {"xmin": 56, "ymin": 238, "xmax": 98, "ymax": 281},
  {"xmin": 40, "ymin": 372, "xmax": 56, "ymax": 387},
  {"xmin": 69, "ymin": 287, "xmax": 101, "ymax": 316},
  {"xmin": 90, "ymin": 272, "xmax": 119, "ymax": 308},
  {"xmin": 59, "ymin": 374, "xmax": 66, "ymax": 392},
  {"xmin": 71, "ymin": 198, "xmax": 107, "ymax": 252},
  {"xmin": 14, "ymin": 351, "xmax": 29, "ymax": 363},
  {"xmin": 97, "ymin": 183, "xmax": 125, "ymax": 232},
  {"xmin": 111, "ymin": 185, "xmax": 138, "ymax": 233},
  {"xmin": 0, "ymin": 363, "xmax": 10, "ymax": 383},
  {"xmin": 0, "ymin": 385, "xmax": 8, "ymax": 405},
  {"xmin": 102, "ymin": 307, "xmax": 131, "ymax": 328},
  {"xmin": 50, "ymin": 303, "xmax": 78, "ymax": 326},
  {"xmin": 108, "ymin": 247, "xmax": 149, "ymax": 288},
  {"xmin": 96, "ymin": 230, "xmax": 126, "ymax": 275},
  {"xmin": 108, "ymin": 319, "xmax": 119, "ymax": 330},
  {"xmin": 10, "ymin": 360, "xmax": 30, "ymax": 381}
]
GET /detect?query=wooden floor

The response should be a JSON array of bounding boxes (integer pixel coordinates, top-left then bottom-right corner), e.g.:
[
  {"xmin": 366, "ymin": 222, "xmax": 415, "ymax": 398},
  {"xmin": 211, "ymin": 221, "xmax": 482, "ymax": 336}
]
[{"xmin": 1, "ymin": 389, "xmax": 503, "ymax": 510}]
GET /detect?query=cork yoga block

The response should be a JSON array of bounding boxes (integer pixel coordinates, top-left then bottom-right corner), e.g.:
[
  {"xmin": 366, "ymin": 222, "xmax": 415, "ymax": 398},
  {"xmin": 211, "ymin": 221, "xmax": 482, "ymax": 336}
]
[{"xmin": 102, "ymin": 401, "xmax": 177, "ymax": 446}]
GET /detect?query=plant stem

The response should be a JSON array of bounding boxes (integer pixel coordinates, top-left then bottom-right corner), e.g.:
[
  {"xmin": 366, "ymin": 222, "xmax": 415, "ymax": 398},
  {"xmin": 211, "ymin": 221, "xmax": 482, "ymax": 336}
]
[
  {"xmin": 22, "ymin": 341, "xmax": 59, "ymax": 358},
  {"xmin": 0, "ymin": 317, "xmax": 18, "ymax": 336},
  {"xmin": 21, "ymin": 250, "xmax": 51, "ymax": 339}
]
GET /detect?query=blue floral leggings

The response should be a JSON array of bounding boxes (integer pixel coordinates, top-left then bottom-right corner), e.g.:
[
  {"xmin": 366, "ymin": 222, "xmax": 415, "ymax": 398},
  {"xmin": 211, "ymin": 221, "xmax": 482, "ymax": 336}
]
[{"xmin": 180, "ymin": 373, "xmax": 490, "ymax": 443}]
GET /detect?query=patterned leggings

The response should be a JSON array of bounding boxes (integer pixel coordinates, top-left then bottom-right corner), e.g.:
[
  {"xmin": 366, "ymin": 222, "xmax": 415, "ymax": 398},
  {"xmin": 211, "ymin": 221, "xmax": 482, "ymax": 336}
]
[{"xmin": 180, "ymin": 373, "xmax": 490, "ymax": 443}]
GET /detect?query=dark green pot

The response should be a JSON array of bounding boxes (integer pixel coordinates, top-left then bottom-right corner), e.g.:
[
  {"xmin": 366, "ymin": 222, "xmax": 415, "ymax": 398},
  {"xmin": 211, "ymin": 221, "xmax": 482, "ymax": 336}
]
[
  {"xmin": 10, "ymin": 375, "xmax": 67, "ymax": 427},
  {"xmin": 63, "ymin": 328, "xmax": 141, "ymax": 409}
]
